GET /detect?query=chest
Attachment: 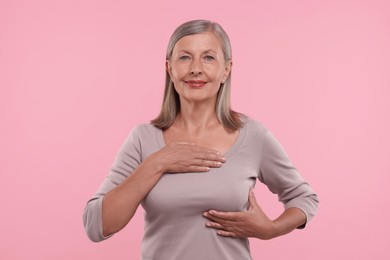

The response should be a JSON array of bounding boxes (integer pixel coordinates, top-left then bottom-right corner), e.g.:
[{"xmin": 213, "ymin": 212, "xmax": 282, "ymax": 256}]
[
  {"xmin": 163, "ymin": 127, "xmax": 239, "ymax": 155},
  {"xmin": 141, "ymin": 152, "xmax": 259, "ymax": 220}
]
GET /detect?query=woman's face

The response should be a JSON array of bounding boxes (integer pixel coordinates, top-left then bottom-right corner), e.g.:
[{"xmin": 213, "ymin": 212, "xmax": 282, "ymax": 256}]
[{"xmin": 167, "ymin": 31, "xmax": 232, "ymax": 105}]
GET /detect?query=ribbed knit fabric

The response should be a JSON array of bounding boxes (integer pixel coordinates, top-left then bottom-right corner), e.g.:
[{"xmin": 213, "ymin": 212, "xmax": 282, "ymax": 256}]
[{"xmin": 83, "ymin": 118, "xmax": 319, "ymax": 259}]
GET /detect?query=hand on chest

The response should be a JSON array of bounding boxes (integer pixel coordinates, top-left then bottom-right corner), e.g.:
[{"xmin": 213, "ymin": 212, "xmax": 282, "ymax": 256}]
[{"xmin": 142, "ymin": 158, "xmax": 258, "ymax": 219}]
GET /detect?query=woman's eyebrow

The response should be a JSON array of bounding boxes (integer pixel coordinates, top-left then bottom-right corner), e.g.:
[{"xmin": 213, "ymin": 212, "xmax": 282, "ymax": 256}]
[
  {"xmin": 203, "ymin": 49, "xmax": 217, "ymax": 54},
  {"xmin": 176, "ymin": 49, "xmax": 218, "ymax": 55}
]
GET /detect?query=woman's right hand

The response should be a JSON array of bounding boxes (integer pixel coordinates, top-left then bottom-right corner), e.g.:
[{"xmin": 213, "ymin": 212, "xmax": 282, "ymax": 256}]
[
  {"xmin": 152, "ymin": 142, "xmax": 226, "ymax": 174},
  {"xmin": 100, "ymin": 142, "xmax": 225, "ymax": 238}
]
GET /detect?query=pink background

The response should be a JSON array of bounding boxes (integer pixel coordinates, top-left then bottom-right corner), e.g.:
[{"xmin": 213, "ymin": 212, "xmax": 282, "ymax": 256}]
[{"xmin": 1, "ymin": 0, "xmax": 389, "ymax": 259}]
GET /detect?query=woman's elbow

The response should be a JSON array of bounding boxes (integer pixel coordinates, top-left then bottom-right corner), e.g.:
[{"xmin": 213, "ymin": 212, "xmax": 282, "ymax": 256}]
[{"xmin": 83, "ymin": 203, "xmax": 107, "ymax": 243}]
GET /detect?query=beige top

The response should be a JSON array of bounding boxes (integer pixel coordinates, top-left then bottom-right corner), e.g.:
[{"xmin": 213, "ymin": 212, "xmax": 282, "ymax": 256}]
[{"xmin": 83, "ymin": 118, "xmax": 319, "ymax": 260}]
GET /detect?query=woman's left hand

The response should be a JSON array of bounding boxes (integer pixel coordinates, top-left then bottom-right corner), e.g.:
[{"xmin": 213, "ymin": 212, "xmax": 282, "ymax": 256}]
[{"xmin": 203, "ymin": 190, "xmax": 277, "ymax": 240}]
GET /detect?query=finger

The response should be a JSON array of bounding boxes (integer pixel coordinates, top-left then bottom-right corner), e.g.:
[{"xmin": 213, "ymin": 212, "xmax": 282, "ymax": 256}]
[
  {"xmin": 206, "ymin": 221, "xmax": 237, "ymax": 235},
  {"xmin": 205, "ymin": 221, "xmax": 224, "ymax": 229},
  {"xmin": 216, "ymin": 230, "xmax": 238, "ymax": 238},
  {"xmin": 206, "ymin": 210, "xmax": 243, "ymax": 221},
  {"xmin": 197, "ymin": 146, "xmax": 222, "ymax": 156},
  {"xmin": 203, "ymin": 212, "xmax": 231, "ymax": 225},
  {"xmin": 248, "ymin": 190, "xmax": 260, "ymax": 209},
  {"xmin": 175, "ymin": 143, "xmax": 225, "ymax": 162},
  {"xmin": 194, "ymin": 159, "xmax": 223, "ymax": 168},
  {"xmin": 194, "ymin": 151, "xmax": 226, "ymax": 162},
  {"xmin": 190, "ymin": 145, "xmax": 225, "ymax": 157},
  {"xmin": 203, "ymin": 212, "xmax": 241, "ymax": 227},
  {"xmin": 187, "ymin": 166, "xmax": 210, "ymax": 172}
]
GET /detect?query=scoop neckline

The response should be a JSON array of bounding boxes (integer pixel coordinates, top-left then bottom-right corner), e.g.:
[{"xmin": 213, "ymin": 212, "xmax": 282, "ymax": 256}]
[{"xmin": 156, "ymin": 122, "xmax": 247, "ymax": 160}]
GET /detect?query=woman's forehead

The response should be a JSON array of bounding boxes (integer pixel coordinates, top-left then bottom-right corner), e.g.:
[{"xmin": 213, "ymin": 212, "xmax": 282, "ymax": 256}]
[{"xmin": 173, "ymin": 32, "xmax": 223, "ymax": 53}]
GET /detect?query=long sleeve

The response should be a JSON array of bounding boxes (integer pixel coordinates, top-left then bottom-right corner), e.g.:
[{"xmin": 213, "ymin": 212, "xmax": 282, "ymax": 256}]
[
  {"xmin": 83, "ymin": 126, "xmax": 142, "ymax": 242},
  {"xmin": 258, "ymin": 129, "xmax": 319, "ymax": 227}
]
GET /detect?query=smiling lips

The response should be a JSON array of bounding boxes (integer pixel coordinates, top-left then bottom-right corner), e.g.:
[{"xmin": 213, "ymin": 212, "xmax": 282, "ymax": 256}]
[{"xmin": 184, "ymin": 80, "xmax": 207, "ymax": 88}]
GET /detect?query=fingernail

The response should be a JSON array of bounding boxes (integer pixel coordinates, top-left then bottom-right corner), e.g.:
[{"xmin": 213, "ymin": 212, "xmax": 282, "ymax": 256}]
[
  {"xmin": 203, "ymin": 212, "xmax": 208, "ymax": 217},
  {"xmin": 221, "ymin": 157, "xmax": 226, "ymax": 162},
  {"xmin": 206, "ymin": 222, "xmax": 211, "ymax": 227}
]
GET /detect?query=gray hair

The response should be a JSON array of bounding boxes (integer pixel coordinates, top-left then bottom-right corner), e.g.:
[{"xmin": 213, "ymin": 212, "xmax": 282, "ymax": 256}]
[{"xmin": 151, "ymin": 20, "xmax": 244, "ymax": 132}]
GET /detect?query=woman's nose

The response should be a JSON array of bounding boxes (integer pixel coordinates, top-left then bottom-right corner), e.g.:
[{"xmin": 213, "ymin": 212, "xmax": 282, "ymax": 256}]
[{"xmin": 190, "ymin": 60, "xmax": 202, "ymax": 75}]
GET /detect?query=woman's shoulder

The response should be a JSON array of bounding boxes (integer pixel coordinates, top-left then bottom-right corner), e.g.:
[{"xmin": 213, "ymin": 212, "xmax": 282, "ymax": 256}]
[
  {"xmin": 122, "ymin": 122, "xmax": 162, "ymax": 152},
  {"xmin": 241, "ymin": 116, "xmax": 268, "ymax": 134},
  {"xmin": 129, "ymin": 122, "xmax": 161, "ymax": 138}
]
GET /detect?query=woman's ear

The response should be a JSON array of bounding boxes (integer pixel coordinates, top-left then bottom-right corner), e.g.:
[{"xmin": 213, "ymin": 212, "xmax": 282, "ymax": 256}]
[
  {"xmin": 166, "ymin": 60, "xmax": 172, "ymax": 77},
  {"xmin": 224, "ymin": 60, "xmax": 232, "ymax": 81}
]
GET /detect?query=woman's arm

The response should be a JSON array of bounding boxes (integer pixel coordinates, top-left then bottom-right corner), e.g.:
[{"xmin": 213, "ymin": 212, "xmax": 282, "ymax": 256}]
[
  {"xmin": 101, "ymin": 152, "xmax": 163, "ymax": 237},
  {"xmin": 203, "ymin": 190, "xmax": 306, "ymax": 239},
  {"xmin": 203, "ymin": 126, "xmax": 318, "ymax": 239},
  {"xmin": 83, "ymin": 127, "xmax": 226, "ymax": 241},
  {"xmin": 272, "ymin": 207, "xmax": 307, "ymax": 237},
  {"xmin": 102, "ymin": 142, "xmax": 225, "ymax": 236}
]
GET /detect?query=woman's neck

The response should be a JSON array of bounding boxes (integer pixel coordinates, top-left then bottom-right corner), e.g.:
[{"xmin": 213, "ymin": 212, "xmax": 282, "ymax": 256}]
[{"xmin": 175, "ymin": 100, "xmax": 220, "ymax": 134}]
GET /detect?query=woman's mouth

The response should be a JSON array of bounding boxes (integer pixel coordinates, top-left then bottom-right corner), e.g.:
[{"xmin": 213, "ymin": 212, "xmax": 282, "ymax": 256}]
[{"xmin": 184, "ymin": 80, "xmax": 207, "ymax": 88}]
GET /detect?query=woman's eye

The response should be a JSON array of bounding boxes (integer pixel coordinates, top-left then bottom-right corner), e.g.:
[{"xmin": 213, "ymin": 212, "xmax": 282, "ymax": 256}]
[
  {"xmin": 179, "ymin": 56, "xmax": 190, "ymax": 60},
  {"xmin": 204, "ymin": 55, "xmax": 215, "ymax": 61}
]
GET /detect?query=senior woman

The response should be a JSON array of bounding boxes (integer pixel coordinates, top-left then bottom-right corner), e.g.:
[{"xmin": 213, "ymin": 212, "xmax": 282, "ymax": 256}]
[{"xmin": 83, "ymin": 20, "xmax": 319, "ymax": 259}]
